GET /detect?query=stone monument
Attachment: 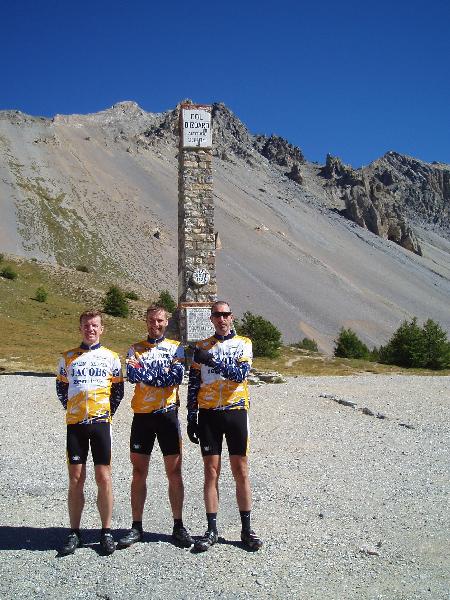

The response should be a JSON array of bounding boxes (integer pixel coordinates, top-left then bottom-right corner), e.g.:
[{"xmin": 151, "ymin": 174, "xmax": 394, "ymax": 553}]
[{"xmin": 178, "ymin": 103, "xmax": 217, "ymax": 344}]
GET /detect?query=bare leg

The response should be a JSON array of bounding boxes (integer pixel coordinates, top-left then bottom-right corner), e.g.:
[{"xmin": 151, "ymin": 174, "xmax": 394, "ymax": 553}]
[
  {"xmin": 94, "ymin": 464, "xmax": 113, "ymax": 528},
  {"xmin": 164, "ymin": 454, "xmax": 184, "ymax": 520},
  {"xmin": 68, "ymin": 464, "xmax": 86, "ymax": 529},
  {"xmin": 130, "ymin": 453, "xmax": 150, "ymax": 521},
  {"xmin": 203, "ymin": 455, "xmax": 221, "ymax": 513},
  {"xmin": 229, "ymin": 455, "xmax": 251, "ymax": 511}
]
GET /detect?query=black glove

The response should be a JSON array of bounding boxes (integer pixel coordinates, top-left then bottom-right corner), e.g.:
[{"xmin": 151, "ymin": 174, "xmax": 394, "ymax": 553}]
[
  {"xmin": 187, "ymin": 413, "xmax": 199, "ymax": 444},
  {"xmin": 193, "ymin": 347, "xmax": 217, "ymax": 368}
]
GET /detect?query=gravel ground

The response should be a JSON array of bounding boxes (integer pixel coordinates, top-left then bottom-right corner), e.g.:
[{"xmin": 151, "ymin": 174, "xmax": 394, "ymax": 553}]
[{"xmin": 0, "ymin": 374, "xmax": 448, "ymax": 600}]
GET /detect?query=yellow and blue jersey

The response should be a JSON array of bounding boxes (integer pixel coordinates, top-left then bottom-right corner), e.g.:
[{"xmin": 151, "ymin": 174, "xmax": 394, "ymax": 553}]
[
  {"xmin": 127, "ymin": 337, "xmax": 184, "ymax": 414},
  {"xmin": 188, "ymin": 332, "xmax": 252, "ymax": 411},
  {"xmin": 56, "ymin": 344, "xmax": 124, "ymax": 425}
]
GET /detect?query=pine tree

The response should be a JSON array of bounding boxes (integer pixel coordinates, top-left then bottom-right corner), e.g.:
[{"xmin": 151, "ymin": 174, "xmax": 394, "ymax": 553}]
[
  {"xmin": 379, "ymin": 318, "xmax": 424, "ymax": 367},
  {"xmin": 157, "ymin": 290, "xmax": 177, "ymax": 314},
  {"xmin": 334, "ymin": 328, "xmax": 369, "ymax": 359},
  {"xmin": 421, "ymin": 319, "xmax": 450, "ymax": 369},
  {"xmin": 103, "ymin": 285, "xmax": 129, "ymax": 318},
  {"xmin": 238, "ymin": 311, "xmax": 281, "ymax": 358}
]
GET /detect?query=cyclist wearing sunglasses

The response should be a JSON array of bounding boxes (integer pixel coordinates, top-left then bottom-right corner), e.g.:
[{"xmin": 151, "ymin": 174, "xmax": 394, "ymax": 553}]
[{"xmin": 187, "ymin": 301, "xmax": 263, "ymax": 552}]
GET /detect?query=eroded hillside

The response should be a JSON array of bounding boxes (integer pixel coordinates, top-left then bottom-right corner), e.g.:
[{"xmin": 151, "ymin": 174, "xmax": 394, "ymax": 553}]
[{"xmin": 1, "ymin": 101, "xmax": 449, "ymax": 350}]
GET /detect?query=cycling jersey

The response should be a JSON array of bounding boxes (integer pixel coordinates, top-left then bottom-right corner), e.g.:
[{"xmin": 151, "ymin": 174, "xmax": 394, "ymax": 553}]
[
  {"xmin": 56, "ymin": 343, "xmax": 124, "ymax": 425},
  {"xmin": 187, "ymin": 331, "xmax": 252, "ymax": 412},
  {"xmin": 127, "ymin": 336, "xmax": 184, "ymax": 414}
]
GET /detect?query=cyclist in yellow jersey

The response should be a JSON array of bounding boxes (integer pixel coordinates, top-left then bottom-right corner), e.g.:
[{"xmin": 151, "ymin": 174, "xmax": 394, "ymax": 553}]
[
  {"xmin": 56, "ymin": 310, "xmax": 124, "ymax": 556},
  {"xmin": 118, "ymin": 305, "xmax": 193, "ymax": 549},
  {"xmin": 187, "ymin": 301, "xmax": 263, "ymax": 552}
]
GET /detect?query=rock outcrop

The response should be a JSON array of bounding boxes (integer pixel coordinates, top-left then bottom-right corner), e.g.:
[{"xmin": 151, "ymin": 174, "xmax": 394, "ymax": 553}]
[
  {"xmin": 319, "ymin": 151, "xmax": 450, "ymax": 254},
  {"xmin": 321, "ymin": 154, "xmax": 358, "ymax": 185},
  {"xmin": 368, "ymin": 152, "xmax": 450, "ymax": 231},
  {"xmin": 286, "ymin": 162, "xmax": 303, "ymax": 184},
  {"xmin": 254, "ymin": 134, "xmax": 304, "ymax": 167},
  {"xmin": 344, "ymin": 183, "xmax": 422, "ymax": 255}
]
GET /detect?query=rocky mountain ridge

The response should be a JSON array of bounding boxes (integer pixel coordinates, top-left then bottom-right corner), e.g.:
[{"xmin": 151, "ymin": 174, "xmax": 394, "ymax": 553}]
[
  {"xmin": 320, "ymin": 151, "xmax": 449, "ymax": 255},
  {"xmin": 138, "ymin": 102, "xmax": 449, "ymax": 252},
  {"xmin": 1, "ymin": 101, "xmax": 449, "ymax": 350}
]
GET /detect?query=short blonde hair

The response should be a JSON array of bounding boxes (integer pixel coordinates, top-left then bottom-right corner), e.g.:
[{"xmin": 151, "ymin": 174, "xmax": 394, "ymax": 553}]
[
  {"xmin": 146, "ymin": 305, "xmax": 169, "ymax": 318},
  {"xmin": 79, "ymin": 310, "xmax": 103, "ymax": 325}
]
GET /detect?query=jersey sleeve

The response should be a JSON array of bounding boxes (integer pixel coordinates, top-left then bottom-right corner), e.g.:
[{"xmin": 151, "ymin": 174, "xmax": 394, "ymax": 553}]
[
  {"xmin": 147, "ymin": 361, "xmax": 184, "ymax": 387},
  {"xmin": 56, "ymin": 356, "xmax": 69, "ymax": 409},
  {"xmin": 214, "ymin": 360, "xmax": 251, "ymax": 383},
  {"xmin": 126, "ymin": 345, "xmax": 143, "ymax": 383},
  {"xmin": 187, "ymin": 364, "xmax": 201, "ymax": 415},
  {"xmin": 212, "ymin": 337, "xmax": 252, "ymax": 382},
  {"xmin": 148, "ymin": 343, "xmax": 185, "ymax": 387},
  {"xmin": 126, "ymin": 342, "xmax": 185, "ymax": 387},
  {"xmin": 109, "ymin": 354, "xmax": 124, "ymax": 416}
]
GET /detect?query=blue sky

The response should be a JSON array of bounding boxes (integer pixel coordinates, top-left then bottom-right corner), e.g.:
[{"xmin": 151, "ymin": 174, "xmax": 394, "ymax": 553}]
[{"xmin": 1, "ymin": 0, "xmax": 449, "ymax": 167}]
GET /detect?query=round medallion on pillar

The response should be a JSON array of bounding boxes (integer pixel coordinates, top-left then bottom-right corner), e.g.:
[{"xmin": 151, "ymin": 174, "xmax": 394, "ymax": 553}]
[{"xmin": 191, "ymin": 268, "xmax": 210, "ymax": 287}]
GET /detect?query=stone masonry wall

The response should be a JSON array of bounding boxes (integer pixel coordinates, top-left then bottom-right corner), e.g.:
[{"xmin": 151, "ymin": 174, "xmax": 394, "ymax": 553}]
[{"xmin": 177, "ymin": 147, "xmax": 217, "ymax": 303}]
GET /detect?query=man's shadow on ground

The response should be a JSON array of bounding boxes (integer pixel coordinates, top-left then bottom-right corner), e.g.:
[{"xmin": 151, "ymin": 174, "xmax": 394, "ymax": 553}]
[
  {"xmin": 0, "ymin": 526, "xmax": 173, "ymax": 554},
  {"xmin": 0, "ymin": 528, "xmax": 257, "ymax": 555}
]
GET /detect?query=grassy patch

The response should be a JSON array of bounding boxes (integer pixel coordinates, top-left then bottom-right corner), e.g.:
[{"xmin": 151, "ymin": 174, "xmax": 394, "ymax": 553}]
[
  {"xmin": 0, "ymin": 256, "xmax": 150, "ymax": 373},
  {"xmin": 1, "ymin": 257, "xmax": 448, "ymax": 377},
  {"xmin": 253, "ymin": 346, "xmax": 450, "ymax": 377}
]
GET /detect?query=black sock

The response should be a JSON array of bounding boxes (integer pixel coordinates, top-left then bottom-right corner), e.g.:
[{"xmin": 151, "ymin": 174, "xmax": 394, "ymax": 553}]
[
  {"xmin": 70, "ymin": 528, "xmax": 81, "ymax": 538},
  {"xmin": 240, "ymin": 510, "xmax": 251, "ymax": 532},
  {"xmin": 173, "ymin": 518, "xmax": 183, "ymax": 530},
  {"xmin": 132, "ymin": 520, "xmax": 143, "ymax": 532},
  {"xmin": 206, "ymin": 512, "xmax": 217, "ymax": 533},
  {"xmin": 101, "ymin": 528, "xmax": 111, "ymax": 537}
]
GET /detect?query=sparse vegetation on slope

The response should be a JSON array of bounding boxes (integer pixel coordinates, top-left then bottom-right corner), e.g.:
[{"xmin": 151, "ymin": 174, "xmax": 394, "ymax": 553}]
[
  {"xmin": 333, "ymin": 319, "xmax": 450, "ymax": 370},
  {"xmin": 0, "ymin": 265, "xmax": 18, "ymax": 280},
  {"xmin": 0, "ymin": 257, "xmax": 449, "ymax": 376},
  {"xmin": 0, "ymin": 255, "xmax": 154, "ymax": 373},
  {"xmin": 379, "ymin": 318, "xmax": 450, "ymax": 370}
]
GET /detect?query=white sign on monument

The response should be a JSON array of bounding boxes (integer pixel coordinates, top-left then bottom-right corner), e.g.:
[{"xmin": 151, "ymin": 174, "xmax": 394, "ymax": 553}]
[
  {"xmin": 186, "ymin": 307, "xmax": 215, "ymax": 342},
  {"xmin": 182, "ymin": 108, "xmax": 212, "ymax": 148}
]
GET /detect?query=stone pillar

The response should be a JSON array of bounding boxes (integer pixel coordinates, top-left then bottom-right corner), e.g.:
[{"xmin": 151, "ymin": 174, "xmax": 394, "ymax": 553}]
[{"xmin": 178, "ymin": 103, "xmax": 217, "ymax": 344}]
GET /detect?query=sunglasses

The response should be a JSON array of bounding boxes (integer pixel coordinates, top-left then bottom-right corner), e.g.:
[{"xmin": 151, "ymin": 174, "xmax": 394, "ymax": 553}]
[{"xmin": 211, "ymin": 311, "xmax": 232, "ymax": 318}]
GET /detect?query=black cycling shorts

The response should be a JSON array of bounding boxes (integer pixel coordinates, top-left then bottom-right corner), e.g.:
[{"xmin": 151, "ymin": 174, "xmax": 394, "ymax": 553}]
[
  {"xmin": 66, "ymin": 422, "xmax": 111, "ymax": 466},
  {"xmin": 130, "ymin": 410, "xmax": 181, "ymax": 456},
  {"xmin": 198, "ymin": 409, "xmax": 249, "ymax": 457}
]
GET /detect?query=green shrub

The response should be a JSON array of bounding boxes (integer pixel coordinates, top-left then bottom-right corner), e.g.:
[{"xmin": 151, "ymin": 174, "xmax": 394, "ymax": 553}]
[
  {"xmin": 31, "ymin": 257, "xmax": 38, "ymax": 262},
  {"xmin": 379, "ymin": 318, "xmax": 423, "ymax": 367},
  {"xmin": 334, "ymin": 328, "xmax": 369, "ymax": 359},
  {"xmin": 0, "ymin": 253, "xmax": 4, "ymax": 262},
  {"xmin": 380, "ymin": 318, "xmax": 450, "ymax": 369},
  {"xmin": 296, "ymin": 337, "xmax": 318, "ymax": 352},
  {"xmin": 0, "ymin": 265, "xmax": 18, "ymax": 280},
  {"xmin": 238, "ymin": 311, "xmax": 282, "ymax": 358},
  {"xmin": 103, "ymin": 285, "xmax": 129, "ymax": 318},
  {"xmin": 158, "ymin": 290, "xmax": 177, "ymax": 314},
  {"xmin": 421, "ymin": 319, "xmax": 450, "ymax": 369},
  {"xmin": 35, "ymin": 286, "xmax": 48, "ymax": 303},
  {"xmin": 369, "ymin": 346, "xmax": 380, "ymax": 362},
  {"xmin": 76, "ymin": 265, "xmax": 90, "ymax": 273},
  {"xmin": 125, "ymin": 291, "xmax": 139, "ymax": 301}
]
